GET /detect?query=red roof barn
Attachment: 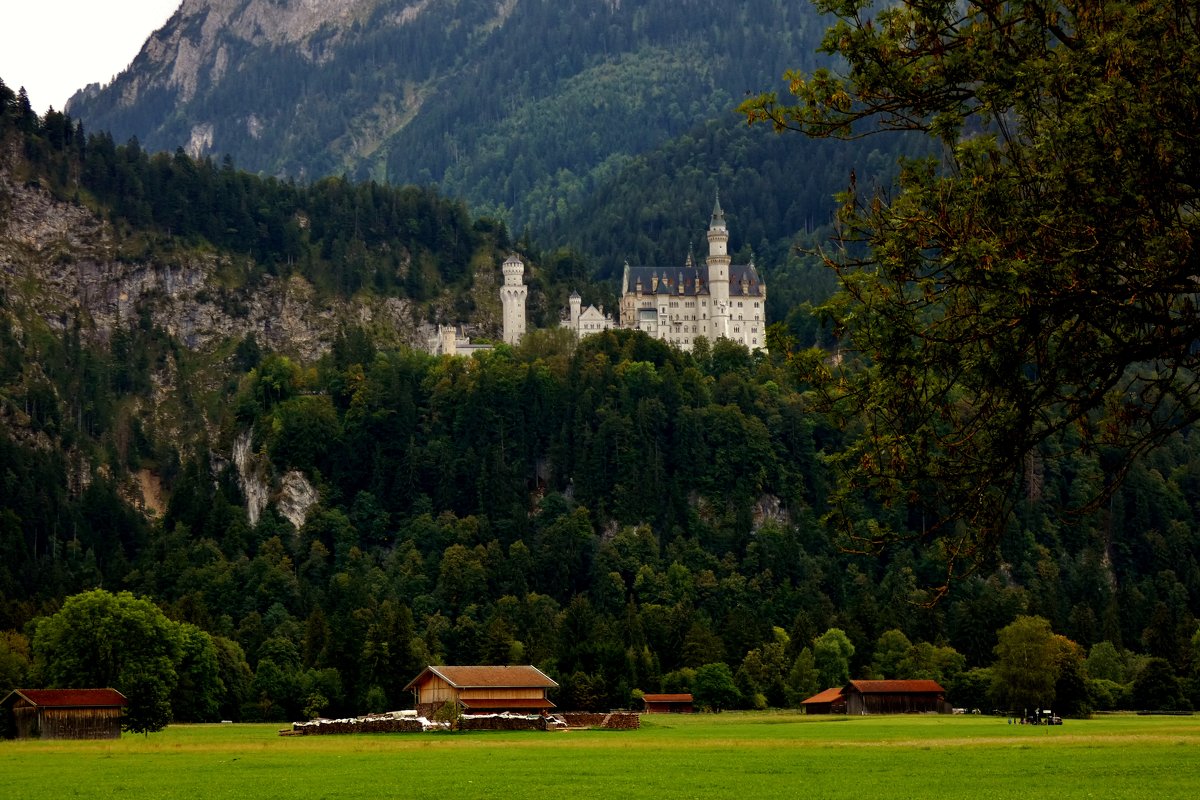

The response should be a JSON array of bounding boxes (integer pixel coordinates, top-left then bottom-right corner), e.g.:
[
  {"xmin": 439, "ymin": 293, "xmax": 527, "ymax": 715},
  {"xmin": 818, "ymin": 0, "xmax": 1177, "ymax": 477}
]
[
  {"xmin": 2, "ymin": 688, "xmax": 127, "ymax": 739},
  {"xmin": 404, "ymin": 666, "xmax": 558, "ymax": 717},
  {"xmin": 642, "ymin": 693, "xmax": 694, "ymax": 713},
  {"xmin": 800, "ymin": 687, "xmax": 847, "ymax": 714},
  {"xmin": 842, "ymin": 680, "xmax": 949, "ymax": 715}
]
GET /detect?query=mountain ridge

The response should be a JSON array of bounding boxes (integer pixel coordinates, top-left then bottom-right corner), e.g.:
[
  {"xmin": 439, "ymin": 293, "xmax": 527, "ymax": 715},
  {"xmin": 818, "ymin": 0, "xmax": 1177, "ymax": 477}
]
[{"xmin": 67, "ymin": 0, "xmax": 826, "ymax": 230}]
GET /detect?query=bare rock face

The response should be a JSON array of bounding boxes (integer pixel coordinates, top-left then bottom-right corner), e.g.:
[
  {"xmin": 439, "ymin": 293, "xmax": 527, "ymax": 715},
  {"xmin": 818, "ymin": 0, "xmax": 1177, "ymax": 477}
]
[
  {"xmin": 0, "ymin": 163, "xmax": 419, "ymax": 525},
  {"xmin": 0, "ymin": 165, "xmax": 421, "ymax": 361},
  {"xmin": 277, "ymin": 469, "xmax": 319, "ymax": 529},
  {"xmin": 123, "ymin": 0, "xmax": 392, "ymax": 105},
  {"xmin": 233, "ymin": 430, "xmax": 271, "ymax": 527}
]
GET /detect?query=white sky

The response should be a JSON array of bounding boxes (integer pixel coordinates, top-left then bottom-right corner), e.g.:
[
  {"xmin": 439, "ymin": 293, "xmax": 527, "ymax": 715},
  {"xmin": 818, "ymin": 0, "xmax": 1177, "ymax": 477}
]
[{"xmin": 1, "ymin": 1, "xmax": 181, "ymax": 113}]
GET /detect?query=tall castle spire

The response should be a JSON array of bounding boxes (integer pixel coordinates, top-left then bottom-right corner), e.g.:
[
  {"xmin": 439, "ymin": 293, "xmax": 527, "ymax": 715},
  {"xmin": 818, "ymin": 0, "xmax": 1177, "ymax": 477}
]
[{"xmin": 710, "ymin": 188, "xmax": 726, "ymax": 229}]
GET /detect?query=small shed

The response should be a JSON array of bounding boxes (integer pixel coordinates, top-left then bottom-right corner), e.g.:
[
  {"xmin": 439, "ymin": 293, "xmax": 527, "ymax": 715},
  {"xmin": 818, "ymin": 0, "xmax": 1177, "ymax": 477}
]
[
  {"xmin": 1, "ymin": 688, "xmax": 127, "ymax": 739},
  {"xmin": 800, "ymin": 687, "xmax": 847, "ymax": 714},
  {"xmin": 842, "ymin": 679, "xmax": 949, "ymax": 715},
  {"xmin": 404, "ymin": 665, "xmax": 558, "ymax": 718},
  {"xmin": 642, "ymin": 693, "xmax": 694, "ymax": 713}
]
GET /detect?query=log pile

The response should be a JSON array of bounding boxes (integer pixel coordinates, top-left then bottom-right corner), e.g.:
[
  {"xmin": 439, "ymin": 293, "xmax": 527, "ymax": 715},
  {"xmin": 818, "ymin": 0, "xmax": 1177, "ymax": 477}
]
[
  {"xmin": 282, "ymin": 710, "xmax": 638, "ymax": 735},
  {"xmin": 558, "ymin": 712, "xmax": 641, "ymax": 730},
  {"xmin": 459, "ymin": 714, "xmax": 549, "ymax": 732},
  {"xmin": 287, "ymin": 712, "xmax": 442, "ymax": 735}
]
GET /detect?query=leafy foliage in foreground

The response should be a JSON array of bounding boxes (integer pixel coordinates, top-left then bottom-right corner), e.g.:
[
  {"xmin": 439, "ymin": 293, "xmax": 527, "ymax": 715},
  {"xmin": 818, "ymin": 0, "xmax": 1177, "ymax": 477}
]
[{"xmin": 742, "ymin": 0, "xmax": 1200, "ymax": 582}]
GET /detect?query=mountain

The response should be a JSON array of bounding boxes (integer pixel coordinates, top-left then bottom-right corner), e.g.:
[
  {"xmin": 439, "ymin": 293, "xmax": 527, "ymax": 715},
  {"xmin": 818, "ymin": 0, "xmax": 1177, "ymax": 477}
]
[{"xmin": 66, "ymin": 0, "xmax": 828, "ymax": 231}]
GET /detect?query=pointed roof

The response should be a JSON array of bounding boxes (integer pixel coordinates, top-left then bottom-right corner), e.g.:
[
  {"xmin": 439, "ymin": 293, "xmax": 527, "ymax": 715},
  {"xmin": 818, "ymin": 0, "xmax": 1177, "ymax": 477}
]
[
  {"xmin": 642, "ymin": 693, "xmax": 694, "ymax": 703},
  {"xmin": 845, "ymin": 679, "xmax": 945, "ymax": 694},
  {"xmin": 800, "ymin": 687, "xmax": 845, "ymax": 705},
  {"xmin": 2, "ymin": 688, "xmax": 127, "ymax": 708},
  {"xmin": 710, "ymin": 190, "xmax": 726, "ymax": 228},
  {"xmin": 403, "ymin": 665, "xmax": 558, "ymax": 692}
]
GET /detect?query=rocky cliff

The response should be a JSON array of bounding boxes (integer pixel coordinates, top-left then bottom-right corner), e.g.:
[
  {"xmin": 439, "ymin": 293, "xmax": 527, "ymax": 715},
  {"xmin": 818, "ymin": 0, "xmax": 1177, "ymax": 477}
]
[
  {"xmin": 0, "ymin": 159, "xmax": 423, "ymax": 360},
  {"xmin": 0, "ymin": 155, "xmax": 416, "ymax": 527}
]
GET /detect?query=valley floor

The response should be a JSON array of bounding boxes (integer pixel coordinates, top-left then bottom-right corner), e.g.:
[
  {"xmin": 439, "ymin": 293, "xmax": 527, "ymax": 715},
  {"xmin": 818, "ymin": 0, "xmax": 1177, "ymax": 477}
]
[{"xmin": 1, "ymin": 713, "xmax": 1196, "ymax": 799}]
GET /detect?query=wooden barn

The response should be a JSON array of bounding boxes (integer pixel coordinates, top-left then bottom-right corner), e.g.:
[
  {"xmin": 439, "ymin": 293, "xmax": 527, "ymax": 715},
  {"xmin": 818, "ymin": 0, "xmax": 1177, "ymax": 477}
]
[
  {"xmin": 642, "ymin": 693, "xmax": 694, "ymax": 713},
  {"xmin": 1, "ymin": 688, "xmax": 127, "ymax": 739},
  {"xmin": 842, "ymin": 679, "xmax": 949, "ymax": 715},
  {"xmin": 800, "ymin": 687, "xmax": 847, "ymax": 714},
  {"xmin": 404, "ymin": 665, "xmax": 558, "ymax": 717}
]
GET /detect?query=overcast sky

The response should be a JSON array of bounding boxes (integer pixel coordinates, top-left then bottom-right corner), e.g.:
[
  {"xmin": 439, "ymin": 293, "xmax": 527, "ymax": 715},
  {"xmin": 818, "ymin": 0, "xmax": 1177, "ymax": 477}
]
[{"xmin": 1, "ymin": 2, "xmax": 181, "ymax": 113}]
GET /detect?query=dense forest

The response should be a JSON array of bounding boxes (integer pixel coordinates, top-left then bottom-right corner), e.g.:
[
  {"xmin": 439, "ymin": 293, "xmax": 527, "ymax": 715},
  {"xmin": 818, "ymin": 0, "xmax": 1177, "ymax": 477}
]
[{"xmin": 2, "ymin": 78, "xmax": 1199, "ymax": 725}]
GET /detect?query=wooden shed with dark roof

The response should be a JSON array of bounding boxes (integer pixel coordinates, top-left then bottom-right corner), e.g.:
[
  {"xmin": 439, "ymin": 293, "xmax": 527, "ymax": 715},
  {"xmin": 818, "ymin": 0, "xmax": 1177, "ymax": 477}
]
[
  {"xmin": 642, "ymin": 693, "xmax": 694, "ymax": 713},
  {"xmin": 404, "ymin": 666, "xmax": 558, "ymax": 717},
  {"xmin": 842, "ymin": 680, "xmax": 949, "ymax": 715},
  {"xmin": 2, "ymin": 688, "xmax": 127, "ymax": 739}
]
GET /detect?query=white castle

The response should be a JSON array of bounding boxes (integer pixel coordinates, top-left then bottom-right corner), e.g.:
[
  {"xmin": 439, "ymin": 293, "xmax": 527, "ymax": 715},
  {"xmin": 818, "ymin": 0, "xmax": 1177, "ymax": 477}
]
[
  {"xmin": 617, "ymin": 195, "xmax": 766, "ymax": 352},
  {"xmin": 434, "ymin": 197, "xmax": 765, "ymax": 354}
]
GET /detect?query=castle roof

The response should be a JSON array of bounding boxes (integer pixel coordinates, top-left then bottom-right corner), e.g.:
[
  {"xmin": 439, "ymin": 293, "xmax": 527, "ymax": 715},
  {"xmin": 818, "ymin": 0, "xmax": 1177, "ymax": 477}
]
[
  {"xmin": 623, "ymin": 264, "xmax": 764, "ymax": 297},
  {"xmin": 711, "ymin": 191, "xmax": 726, "ymax": 228}
]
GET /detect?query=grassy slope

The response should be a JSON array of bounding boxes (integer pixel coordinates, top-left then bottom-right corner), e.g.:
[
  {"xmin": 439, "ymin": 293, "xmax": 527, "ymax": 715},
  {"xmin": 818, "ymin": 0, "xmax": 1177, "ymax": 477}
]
[{"xmin": 1, "ymin": 715, "xmax": 1196, "ymax": 799}]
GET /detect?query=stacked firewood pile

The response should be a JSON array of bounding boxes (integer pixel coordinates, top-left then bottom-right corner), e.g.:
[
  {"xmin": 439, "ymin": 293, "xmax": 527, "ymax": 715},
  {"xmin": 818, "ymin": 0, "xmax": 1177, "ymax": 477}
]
[
  {"xmin": 285, "ymin": 712, "xmax": 437, "ymax": 735},
  {"xmin": 282, "ymin": 710, "xmax": 640, "ymax": 735},
  {"xmin": 558, "ymin": 712, "xmax": 641, "ymax": 730},
  {"xmin": 459, "ymin": 714, "xmax": 550, "ymax": 732}
]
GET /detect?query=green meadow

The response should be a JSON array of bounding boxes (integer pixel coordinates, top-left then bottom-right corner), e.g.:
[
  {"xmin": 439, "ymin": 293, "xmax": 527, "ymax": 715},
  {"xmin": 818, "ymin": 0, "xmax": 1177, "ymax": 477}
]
[{"xmin": 2, "ymin": 714, "xmax": 1197, "ymax": 800}]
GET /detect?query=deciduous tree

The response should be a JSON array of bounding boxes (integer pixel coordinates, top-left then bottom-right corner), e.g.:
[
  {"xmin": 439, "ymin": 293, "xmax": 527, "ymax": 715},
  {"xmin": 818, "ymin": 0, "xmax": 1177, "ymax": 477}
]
[
  {"xmin": 742, "ymin": 0, "xmax": 1200, "ymax": 587},
  {"xmin": 693, "ymin": 662, "xmax": 740, "ymax": 711},
  {"xmin": 32, "ymin": 589, "xmax": 183, "ymax": 734},
  {"xmin": 991, "ymin": 616, "xmax": 1059, "ymax": 712},
  {"xmin": 813, "ymin": 627, "xmax": 855, "ymax": 689}
]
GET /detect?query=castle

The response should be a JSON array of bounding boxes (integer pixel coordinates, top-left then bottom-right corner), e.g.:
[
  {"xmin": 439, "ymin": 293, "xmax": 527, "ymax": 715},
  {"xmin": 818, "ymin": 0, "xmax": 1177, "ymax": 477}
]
[
  {"xmin": 617, "ymin": 196, "xmax": 766, "ymax": 352},
  {"xmin": 441, "ymin": 196, "xmax": 765, "ymax": 354}
]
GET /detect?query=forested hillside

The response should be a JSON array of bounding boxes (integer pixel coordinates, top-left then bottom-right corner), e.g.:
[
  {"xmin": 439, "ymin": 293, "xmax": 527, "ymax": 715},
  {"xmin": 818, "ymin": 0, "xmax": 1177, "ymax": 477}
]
[
  {"xmin": 66, "ymin": 0, "xmax": 828, "ymax": 232},
  {"xmin": 2, "ymin": 85, "xmax": 1198, "ymax": 724}
]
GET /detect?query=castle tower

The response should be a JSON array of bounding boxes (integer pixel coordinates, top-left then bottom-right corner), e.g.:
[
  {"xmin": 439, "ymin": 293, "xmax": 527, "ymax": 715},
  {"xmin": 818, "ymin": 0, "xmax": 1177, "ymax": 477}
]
[
  {"xmin": 501, "ymin": 253, "xmax": 527, "ymax": 345},
  {"xmin": 569, "ymin": 290, "xmax": 582, "ymax": 330},
  {"xmin": 706, "ymin": 192, "xmax": 731, "ymax": 339}
]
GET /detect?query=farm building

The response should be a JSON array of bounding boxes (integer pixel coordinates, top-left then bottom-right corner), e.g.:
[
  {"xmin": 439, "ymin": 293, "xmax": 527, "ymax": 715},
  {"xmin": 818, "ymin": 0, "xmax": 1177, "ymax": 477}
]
[
  {"xmin": 842, "ymin": 680, "xmax": 949, "ymax": 715},
  {"xmin": 404, "ymin": 665, "xmax": 558, "ymax": 717},
  {"xmin": 1, "ymin": 688, "xmax": 127, "ymax": 739},
  {"xmin": 800, "ymin": 687, "xmax": 847, "ymax": 714},
  {"xmin": 642, "ymin": 693, "xmax": 694, "ymax": 713}
]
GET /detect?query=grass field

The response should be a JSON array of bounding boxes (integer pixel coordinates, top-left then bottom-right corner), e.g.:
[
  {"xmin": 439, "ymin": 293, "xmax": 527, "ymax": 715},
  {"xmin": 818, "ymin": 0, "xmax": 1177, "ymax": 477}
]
[{"xmin": 2, "ymin": 713, "xmax": 1197, "ymax": 799}]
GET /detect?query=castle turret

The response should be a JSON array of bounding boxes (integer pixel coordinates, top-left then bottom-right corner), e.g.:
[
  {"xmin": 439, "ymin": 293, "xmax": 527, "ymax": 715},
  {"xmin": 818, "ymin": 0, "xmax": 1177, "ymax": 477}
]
[
  {"xmin": 501, "ymin": 254, "xmax": 527, "ymax": 345},
  {"xmin": 569, "ymin": 290, "xmax": 582, "ymax": 329},
  {"xmin": 707, "ymin": 192, "xmax": 731, "ymax": 339}
]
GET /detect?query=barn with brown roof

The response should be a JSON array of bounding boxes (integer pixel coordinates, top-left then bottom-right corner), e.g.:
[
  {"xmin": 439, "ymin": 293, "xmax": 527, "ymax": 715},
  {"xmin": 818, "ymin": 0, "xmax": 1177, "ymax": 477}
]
[
  {"xmin": 1, "ymin": 688, "xmax": 127, "ymax": 739},
  {"xmin": 404, "ymin": 666, "xmax": 558, "ymax": 717},
  {"xmin": 842, "ymin": 679, "xmax": 949, "ymax": 715},
  {"xmin": 642, "ymin": 693, "xmax": 694, "ymax": 713},
  {"xmin": 799, "ymin": 687, "xmax": 847, "ymax": 714}
]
